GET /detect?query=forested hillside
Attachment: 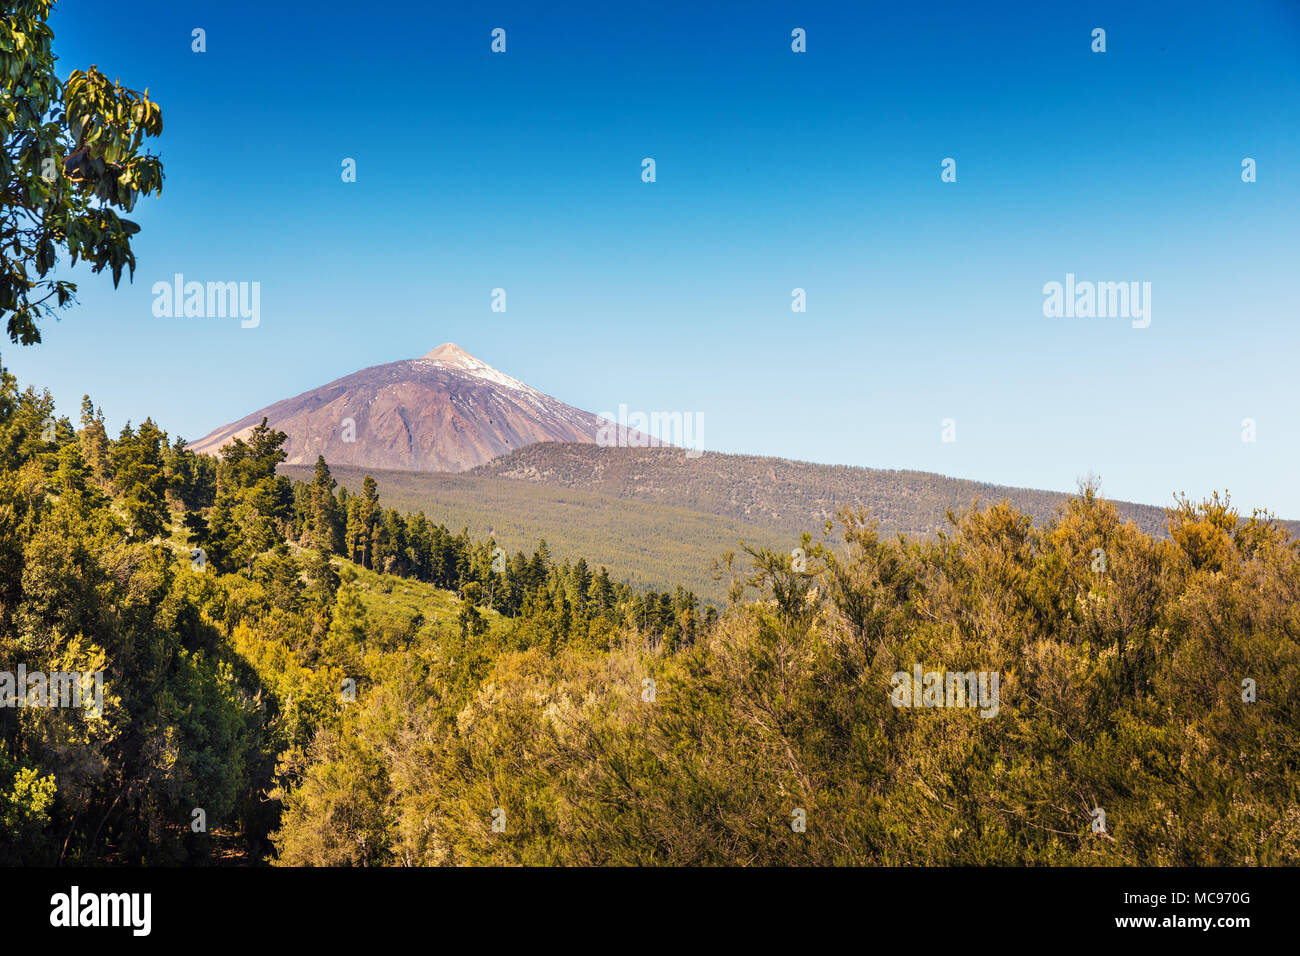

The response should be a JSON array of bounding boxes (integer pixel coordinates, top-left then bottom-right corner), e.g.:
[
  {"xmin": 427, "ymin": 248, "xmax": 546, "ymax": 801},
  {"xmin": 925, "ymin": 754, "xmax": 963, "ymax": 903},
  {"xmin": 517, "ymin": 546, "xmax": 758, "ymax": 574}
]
[
  {"xmin": 279, "ymin": 463, "xmax": 780, "ymax": 602},
  {"xmin": 3, "ymin": 362, "xmax": 1297, "ymax": 865},
  {"xmin": 300, "ymin": 443, "xmax": 1232, "ymax": 602},
  {"xmin": 0, "ymin": 366, "xmax": 706, "ymax": 863},
  {"xmin": 470, "ymin": 443, "xmax": 1187, "ymax": 537}
]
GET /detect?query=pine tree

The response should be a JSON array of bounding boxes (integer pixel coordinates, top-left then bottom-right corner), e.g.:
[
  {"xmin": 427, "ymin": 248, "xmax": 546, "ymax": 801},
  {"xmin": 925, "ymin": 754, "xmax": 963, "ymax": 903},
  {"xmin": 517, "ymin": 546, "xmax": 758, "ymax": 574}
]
[
  {"xmin": 355, "ymin": 475, "xmax": 379, "ymax": 569},
  {"xmin": 77, "ymin": 395, "xmax": 109, "ymax": 487},
  {"xmin": 588, "ymin": 567, "xmax": 614, "ymax": 617},
  {"xmin": 109, "ymin": 418, "xmax": 170, "ymax": 540},
  {"xmin": 344, "ymin": 496, "xmax": 366, "ymax": 567},
  {"xmin": 307, "ymin": 456, "xmax": 342, "ymax": 554},
  {"xmin": 572, "ymin": 557, "xmax": 591, "ymax": 614}
]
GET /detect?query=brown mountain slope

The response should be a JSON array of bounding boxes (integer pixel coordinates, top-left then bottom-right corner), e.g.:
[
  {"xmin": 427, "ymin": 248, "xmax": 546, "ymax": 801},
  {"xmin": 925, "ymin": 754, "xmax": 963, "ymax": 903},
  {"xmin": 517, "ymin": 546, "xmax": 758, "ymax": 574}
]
[{"xmin": 189, "ymin": 343, "xmax": 617, "ymax": 472}]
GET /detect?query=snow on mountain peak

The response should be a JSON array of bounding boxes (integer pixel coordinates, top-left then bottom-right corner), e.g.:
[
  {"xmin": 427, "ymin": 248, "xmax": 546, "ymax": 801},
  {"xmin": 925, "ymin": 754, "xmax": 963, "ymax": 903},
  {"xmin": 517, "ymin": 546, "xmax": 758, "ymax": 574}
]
[{"xmin": 419, "ymin": 343, "xmax": 540, "ymax": 396}]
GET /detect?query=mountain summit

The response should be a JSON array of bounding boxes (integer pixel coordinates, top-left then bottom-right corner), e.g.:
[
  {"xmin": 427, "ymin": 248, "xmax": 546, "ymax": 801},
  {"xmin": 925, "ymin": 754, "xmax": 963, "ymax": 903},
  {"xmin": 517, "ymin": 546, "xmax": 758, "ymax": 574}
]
[
  {"xmin": 187, "ymin": 344, "xmax": 608, "ymax": 472},
  {"xmin": 423, "ymin": 342, "xmax": 473, "ymax": 362}
]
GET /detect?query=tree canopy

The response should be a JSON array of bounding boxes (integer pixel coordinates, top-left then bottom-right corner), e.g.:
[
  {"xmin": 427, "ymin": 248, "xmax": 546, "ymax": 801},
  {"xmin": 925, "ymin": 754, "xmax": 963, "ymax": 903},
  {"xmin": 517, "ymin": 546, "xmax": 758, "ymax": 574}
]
[{"xmin": 1, "ymin": 0, "xmax": 164, "ymax": 345}]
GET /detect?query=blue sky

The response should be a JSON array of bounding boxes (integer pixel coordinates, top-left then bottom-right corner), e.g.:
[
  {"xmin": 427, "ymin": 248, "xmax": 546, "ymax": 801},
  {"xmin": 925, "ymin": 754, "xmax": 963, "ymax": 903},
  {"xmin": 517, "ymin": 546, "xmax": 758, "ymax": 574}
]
[{"xmin": 7, "ymin": 0, "xmax": 1300, "ymax": 516}]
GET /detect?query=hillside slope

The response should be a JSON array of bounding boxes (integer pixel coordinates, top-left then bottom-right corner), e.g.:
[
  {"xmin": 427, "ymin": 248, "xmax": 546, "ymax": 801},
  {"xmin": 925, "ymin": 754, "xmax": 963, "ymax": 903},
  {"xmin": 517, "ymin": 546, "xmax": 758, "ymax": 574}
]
[
  {"xmin": 279, "ymin": 464, "xmax": 780, "ymax": 602},
  {"xmin": 286, "ymin": 442, "xmax": 1259, "ymax": 603},
  {"xmin": 467, "ymin": 443, "xmax": 1178, "ymax": 539}
]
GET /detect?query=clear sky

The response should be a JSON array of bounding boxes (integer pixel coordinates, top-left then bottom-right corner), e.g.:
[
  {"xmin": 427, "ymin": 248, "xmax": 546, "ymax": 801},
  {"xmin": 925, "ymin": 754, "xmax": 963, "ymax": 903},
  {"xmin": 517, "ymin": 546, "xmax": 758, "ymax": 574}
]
[{"xmin": 7, "ymin": 0, "xmax": 1300, "ymax": 516}]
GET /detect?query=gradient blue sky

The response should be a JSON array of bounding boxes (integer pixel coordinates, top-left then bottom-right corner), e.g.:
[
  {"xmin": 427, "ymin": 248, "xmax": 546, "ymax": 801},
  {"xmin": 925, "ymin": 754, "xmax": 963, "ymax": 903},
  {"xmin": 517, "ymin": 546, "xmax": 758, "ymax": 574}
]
[{"xmin": 6, "ymin": 0, "xmax": 1300, "ymax": 515}]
